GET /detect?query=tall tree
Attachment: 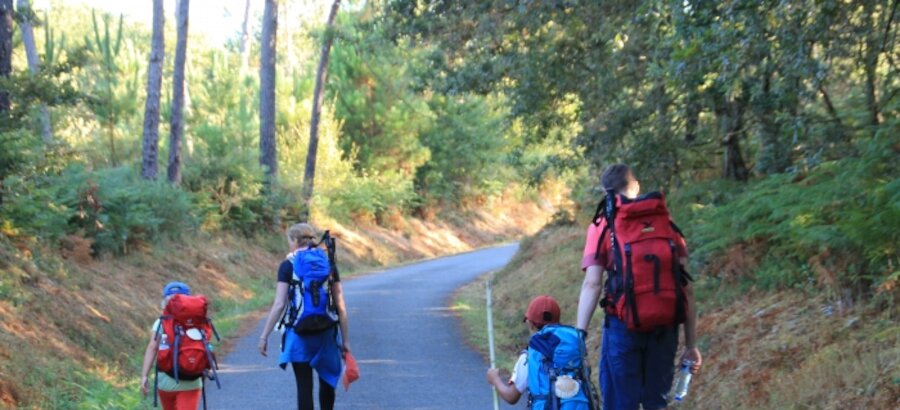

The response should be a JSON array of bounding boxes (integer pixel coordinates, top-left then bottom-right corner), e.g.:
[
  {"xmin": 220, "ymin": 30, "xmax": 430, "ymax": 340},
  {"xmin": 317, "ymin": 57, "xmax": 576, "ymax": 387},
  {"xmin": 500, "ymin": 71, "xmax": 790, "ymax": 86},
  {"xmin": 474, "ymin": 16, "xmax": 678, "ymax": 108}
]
[
  {"xmin": 16, "ymin": 0, "xmax": 51, "ymax": 144},
  {"xmin": 862, "ymin": 0, "xmax": 884, "ymax": 128},
  {"xmin": 141, "ymin": 0, "xmax": 164, "ymax": 180},
  {"xmin": 259, "ymin": 0, "xmax": 278, "ymax": 185},
  {"xmin": 301, "ymin": 0, "xmax": 341, "ymax": 218},
  {"xmin": 167, "ymin": 0, "xmax": 189, "ymax": 185},
  {"xmin": 0, "ymin": 0, "xmax": 11, "ymax": 113},
  {"xmin": 239, "ymin": 0, "xmax": 251, "ymax": 75},
  {"xmin": 0, "ymin": 0, "xmax": 10, "ymax": 206}
]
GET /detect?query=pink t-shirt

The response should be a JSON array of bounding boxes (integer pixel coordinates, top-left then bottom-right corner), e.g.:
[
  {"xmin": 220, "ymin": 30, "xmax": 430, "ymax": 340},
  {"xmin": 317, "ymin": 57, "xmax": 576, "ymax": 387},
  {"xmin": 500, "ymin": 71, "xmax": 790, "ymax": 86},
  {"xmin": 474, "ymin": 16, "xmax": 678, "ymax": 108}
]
[{"xmin": 581, "ymin": 219, "xmax": 688, "ymax": 271}]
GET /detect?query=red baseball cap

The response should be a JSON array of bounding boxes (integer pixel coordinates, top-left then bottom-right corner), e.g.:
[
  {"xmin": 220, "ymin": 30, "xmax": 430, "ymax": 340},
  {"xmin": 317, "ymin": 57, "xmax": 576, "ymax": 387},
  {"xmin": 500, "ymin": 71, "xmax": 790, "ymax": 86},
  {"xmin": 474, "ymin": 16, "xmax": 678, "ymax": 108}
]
[{"xmin": 523, "ymin": 295, "xmax": 561, "ymax": 327}]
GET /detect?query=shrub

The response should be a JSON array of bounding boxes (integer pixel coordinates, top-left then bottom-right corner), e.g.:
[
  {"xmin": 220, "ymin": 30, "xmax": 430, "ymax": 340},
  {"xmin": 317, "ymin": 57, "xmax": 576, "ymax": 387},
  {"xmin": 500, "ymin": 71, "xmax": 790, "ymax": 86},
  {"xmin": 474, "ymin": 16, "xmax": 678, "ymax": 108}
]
[
  {"xmin": 319, "ymin": 171, "xmax": 418, "ymax": 223},
  {"xmin": 1, "ymin": 166, "xmax": 195, "ymax": 255},
  {"xmin": 671, "ymin": 137, "xmax": 898, "ymax": 298}
]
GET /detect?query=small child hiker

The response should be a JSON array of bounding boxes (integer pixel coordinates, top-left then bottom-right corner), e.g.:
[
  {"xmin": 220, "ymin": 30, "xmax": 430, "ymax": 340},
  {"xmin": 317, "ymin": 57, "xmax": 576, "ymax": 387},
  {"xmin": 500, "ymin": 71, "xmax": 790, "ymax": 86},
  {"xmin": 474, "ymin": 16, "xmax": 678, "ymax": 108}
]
[{"xmin": 486, "ymin": 295, "xmax": 596, "ymax": 410}]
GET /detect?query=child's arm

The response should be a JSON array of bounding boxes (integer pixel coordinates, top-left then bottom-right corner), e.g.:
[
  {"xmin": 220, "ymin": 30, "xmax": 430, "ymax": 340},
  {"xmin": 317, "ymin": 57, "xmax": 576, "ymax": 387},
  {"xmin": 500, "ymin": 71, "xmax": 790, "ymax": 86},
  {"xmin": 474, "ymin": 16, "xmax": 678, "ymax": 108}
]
[
  {"xmin": 486, "ymin": 368, "xmax": 522, "ymax": 404},
  {"xmin": 139, "ymin": 331, "xmax": 160, "ymax": 396}
]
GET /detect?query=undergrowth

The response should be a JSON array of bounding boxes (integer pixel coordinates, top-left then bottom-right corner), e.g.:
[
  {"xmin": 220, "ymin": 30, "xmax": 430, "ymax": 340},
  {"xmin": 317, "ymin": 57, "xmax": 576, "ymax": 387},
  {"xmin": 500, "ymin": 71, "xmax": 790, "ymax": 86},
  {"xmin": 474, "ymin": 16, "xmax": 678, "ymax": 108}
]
[{"xmin": 669, "ymin": 137, "xmax": 899, "ymax": 302}]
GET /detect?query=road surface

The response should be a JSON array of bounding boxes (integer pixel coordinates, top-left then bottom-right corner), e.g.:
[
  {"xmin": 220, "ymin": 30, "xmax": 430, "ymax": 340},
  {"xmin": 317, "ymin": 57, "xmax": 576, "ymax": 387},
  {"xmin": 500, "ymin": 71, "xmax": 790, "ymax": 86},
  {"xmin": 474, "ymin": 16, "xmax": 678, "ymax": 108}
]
[{"xmin": 206, "ymin": 244, "xmax": 526, "ymax": 409}]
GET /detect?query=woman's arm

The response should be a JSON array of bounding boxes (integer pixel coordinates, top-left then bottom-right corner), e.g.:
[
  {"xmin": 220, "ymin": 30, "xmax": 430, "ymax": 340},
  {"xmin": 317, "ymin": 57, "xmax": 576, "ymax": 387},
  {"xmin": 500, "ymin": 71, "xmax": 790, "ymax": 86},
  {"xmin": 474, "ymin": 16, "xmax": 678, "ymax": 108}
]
[
  {"xmin": 333, "ymin": 281, "xmax": 350, "ymax": 352},
  {"xmin": 139, "ymin": 331, "xmax": 160, "ymax": 395},
  {"xmin": 576, "ymin": 265, "xmax": 605, "ymax": 331},
  {"xmin": 258, "ymin": 281, "xmax": 289, "ymax": 357}
]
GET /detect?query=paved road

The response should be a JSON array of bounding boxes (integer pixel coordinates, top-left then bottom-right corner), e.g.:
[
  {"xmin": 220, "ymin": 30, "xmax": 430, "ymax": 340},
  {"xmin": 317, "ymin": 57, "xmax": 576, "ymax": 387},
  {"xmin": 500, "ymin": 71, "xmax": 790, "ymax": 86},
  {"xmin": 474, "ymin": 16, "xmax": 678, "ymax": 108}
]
[{"xmin": 206, "ymin": 244, "xmax": 526, "ymax": 409}]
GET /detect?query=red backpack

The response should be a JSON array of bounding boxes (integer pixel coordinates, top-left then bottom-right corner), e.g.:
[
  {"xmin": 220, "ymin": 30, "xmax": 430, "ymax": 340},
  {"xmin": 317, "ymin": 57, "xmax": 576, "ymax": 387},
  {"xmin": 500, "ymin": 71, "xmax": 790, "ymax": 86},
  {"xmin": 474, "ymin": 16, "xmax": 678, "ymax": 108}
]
[
  {"xmin": 593, "ymin": 192, "xmax": 688, "ymax": 332},
  {"xmin": 154, "ymin": 294, "xmax": 221, "ymax": 401}
]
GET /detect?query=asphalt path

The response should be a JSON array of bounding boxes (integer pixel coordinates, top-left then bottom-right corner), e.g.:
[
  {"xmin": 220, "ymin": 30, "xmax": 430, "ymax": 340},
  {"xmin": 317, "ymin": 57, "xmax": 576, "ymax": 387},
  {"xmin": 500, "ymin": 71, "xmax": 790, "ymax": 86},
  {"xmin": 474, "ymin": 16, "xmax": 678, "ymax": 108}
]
[{"xmin": 206, "ymin": 244, "xmax": 527, "ymax": 409}]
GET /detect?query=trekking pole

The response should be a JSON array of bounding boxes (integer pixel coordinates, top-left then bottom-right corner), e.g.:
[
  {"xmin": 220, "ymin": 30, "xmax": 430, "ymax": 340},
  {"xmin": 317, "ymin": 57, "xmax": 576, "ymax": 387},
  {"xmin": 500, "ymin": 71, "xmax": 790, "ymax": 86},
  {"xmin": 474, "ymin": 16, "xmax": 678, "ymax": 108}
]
[{"xmin": 486, "ymin": 277, "xmax": 500, "ymax": 410}]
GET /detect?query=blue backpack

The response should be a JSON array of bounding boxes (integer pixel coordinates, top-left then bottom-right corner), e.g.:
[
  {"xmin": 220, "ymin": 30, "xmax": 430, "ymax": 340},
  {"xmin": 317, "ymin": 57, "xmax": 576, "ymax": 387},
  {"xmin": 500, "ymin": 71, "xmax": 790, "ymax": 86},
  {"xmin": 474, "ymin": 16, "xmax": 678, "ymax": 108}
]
[
  {"xmin": 283, "ymin": 233, "xmax": 339, "ymax": 334},
  {"xmin": 527, "ymin": 325, "xmax": 598, "ymax": 410}
]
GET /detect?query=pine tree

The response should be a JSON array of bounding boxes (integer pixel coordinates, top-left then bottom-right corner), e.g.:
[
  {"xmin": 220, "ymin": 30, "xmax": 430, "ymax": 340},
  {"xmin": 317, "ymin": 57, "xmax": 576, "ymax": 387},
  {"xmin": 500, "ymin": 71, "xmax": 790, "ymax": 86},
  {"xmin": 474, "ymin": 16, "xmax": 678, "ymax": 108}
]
[
  {"xmin": 259, "ymin": 0, "xmax": 278, "ymax": 184},
  {"xmin": 301, "ymin": 0, "xmax": 341, "ymax": 219},
  {"xmin": 167, "ymin": 0, "xmax": 189, "ymax": 185},
  {"xmin": 141, "ymin": 0, "xmax": 164, "ymax": 180}
]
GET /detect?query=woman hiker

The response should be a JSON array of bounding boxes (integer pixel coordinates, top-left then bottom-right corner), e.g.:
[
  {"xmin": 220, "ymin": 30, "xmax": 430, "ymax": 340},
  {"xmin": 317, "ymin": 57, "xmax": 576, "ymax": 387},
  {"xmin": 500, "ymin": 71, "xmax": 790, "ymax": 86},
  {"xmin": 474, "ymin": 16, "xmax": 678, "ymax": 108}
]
[{"xmin": 258, "ymin": 223, "xmax": 351, "ymax": 410}]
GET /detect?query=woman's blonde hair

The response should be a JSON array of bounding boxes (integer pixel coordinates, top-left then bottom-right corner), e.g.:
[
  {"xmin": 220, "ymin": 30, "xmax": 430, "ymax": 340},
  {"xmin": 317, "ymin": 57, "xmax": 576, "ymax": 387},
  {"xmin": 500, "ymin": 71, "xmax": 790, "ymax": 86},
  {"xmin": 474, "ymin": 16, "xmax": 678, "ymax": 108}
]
[{"xmin": 286, "ymin": 223, "xmax": 317, "ymax": 248}]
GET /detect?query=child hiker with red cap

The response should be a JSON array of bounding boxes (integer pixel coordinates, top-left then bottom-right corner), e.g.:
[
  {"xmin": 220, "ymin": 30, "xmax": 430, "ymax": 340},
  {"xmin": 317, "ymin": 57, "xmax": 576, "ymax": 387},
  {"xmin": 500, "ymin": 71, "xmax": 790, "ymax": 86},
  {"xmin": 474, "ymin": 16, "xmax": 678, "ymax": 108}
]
[{"xmin": 486, "ymin": 295, "xmax": 598, "ymax": 410}]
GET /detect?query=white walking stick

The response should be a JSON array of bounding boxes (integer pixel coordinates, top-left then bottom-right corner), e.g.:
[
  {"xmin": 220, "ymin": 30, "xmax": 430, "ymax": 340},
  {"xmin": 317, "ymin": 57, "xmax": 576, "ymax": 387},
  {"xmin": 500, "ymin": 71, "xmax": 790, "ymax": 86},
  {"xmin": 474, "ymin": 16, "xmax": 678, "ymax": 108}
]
[{"xmin": 486, "ymin": 278, "xmax": 500, "ymax": 410}]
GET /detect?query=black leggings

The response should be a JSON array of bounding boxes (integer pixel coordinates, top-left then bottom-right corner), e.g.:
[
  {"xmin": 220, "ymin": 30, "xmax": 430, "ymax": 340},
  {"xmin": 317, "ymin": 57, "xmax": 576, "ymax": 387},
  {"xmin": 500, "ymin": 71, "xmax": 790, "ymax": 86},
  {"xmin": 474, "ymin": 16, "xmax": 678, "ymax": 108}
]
[{"xmin": 292, "ymin": 362, "xmax": 335, "ymax": 410}]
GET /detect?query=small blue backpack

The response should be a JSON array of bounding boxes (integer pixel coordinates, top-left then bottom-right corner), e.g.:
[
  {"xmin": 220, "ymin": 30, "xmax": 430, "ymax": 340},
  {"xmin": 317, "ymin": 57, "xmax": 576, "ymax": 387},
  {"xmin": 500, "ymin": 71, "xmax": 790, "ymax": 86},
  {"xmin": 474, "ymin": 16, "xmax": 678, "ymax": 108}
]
[
  {"xmin": 527, "ymin": 325, "xmax": 597, "ymax": 410},
  {"xmin": 283, "ymin": 232, "xmax": 339, "ymax": 334}
]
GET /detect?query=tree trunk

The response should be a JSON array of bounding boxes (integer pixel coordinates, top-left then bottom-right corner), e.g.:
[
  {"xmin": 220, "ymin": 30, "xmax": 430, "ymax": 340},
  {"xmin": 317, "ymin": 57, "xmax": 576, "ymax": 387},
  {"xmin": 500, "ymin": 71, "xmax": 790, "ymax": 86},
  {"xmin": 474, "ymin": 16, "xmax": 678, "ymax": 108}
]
[
  {"xmin": 818, "ymin": 84, "xmax": 842, "ymax": 127},
  {"xmin": 167, "ymin": 0, "xmax": 189, "ymax": 185},
  {"xmin": 16, "ymin": 0, "xmax": 52, "ymax": 144},
  {"xmin": 717, "ymin": 95, "xmax": 749, "ymax": 182},
  {"xmin": 0, "ymin": 0, "xmax": 11, "ymax": 205},
  {"xmin": 684, "ymin": 100, "xmax": 699, "ymax": 143},
  {"xmin": 301, "ymin": 0, "xmax": 341, "ymax": 219},
  {"xmin": 863, "ymin": 0, "xmax": 881, "ymax": 129},
  {"xmin": 0, "ymin": 0, "xmax": 12, "ymax": 113},
  {"xmin": 141, "ymin": 0, "xmax": 164, "ymax": 181},
  {"xmin": 259, "ymin": 0, "xmax": 278, "ymax": 184},
  {"xmin": 753, "ymin": 67, "xmax": 789, "ymax": 175},
  {"xmin": 239, "ymin": 0, "xmax": 251, "ymax": 75}
]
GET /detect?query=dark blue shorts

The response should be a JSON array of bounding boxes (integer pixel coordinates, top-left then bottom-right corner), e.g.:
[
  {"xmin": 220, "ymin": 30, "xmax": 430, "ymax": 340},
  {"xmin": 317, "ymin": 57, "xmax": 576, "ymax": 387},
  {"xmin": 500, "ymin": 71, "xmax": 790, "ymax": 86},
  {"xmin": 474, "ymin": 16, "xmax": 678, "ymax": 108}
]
[{"xmin": 600, "ymin": 317, "xmax": 678, "ymax": 410}]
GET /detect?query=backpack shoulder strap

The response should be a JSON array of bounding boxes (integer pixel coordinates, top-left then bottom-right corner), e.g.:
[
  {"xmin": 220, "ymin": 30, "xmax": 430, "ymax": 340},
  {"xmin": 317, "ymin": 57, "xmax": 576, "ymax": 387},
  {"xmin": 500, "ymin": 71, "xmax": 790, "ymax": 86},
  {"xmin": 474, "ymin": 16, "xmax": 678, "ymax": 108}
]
[
  {"xmin": 670, "ymin": 220, "xmax": 686, "ymax": 238},
  {"xmin": 590, "ymin": 197, "xmax": 606, "ymax": 227},
  {"xmin": 605, "ymin": 191, "xmax": 625, "ymax": 277},
  {"xmin": 318, "ymin": 230, "xmax": 340, "ymax": 314},
  {"xmin": 593, "ymin": 223, "xmax": 610, "ymax": 263}
]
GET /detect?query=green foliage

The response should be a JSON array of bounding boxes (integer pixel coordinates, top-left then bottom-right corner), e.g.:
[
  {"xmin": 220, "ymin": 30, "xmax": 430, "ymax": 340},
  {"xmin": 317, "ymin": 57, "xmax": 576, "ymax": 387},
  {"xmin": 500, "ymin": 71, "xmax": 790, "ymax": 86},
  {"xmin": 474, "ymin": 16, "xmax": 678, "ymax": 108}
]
[
  {"xmin": 672, "ymin": 137, "xmax": 899, "ymax": 292},
  {"xmin": 81, "ymin": 10, "xmax": 142, "ymax": 167},
  {"xmin": 319, "ymin": 170, "xmax": 418, "ymax": 222},
  {"xmin": 416, "ymin": 93, "xmax": 513, "ymax": 203},
  {"xmin": 329, "ymin": 13, "xmax": 433, "ymax": 176},
  {"xmin": 392, "ymin": 0, "xmax": 898, "ymax": 188},
  {"xmin": 182, "ymin": 138, "xmax": 268, "ymax": 234},
  {"xmin": 1, "ymin": 166, "xmax": 194, "ymax": 255},
  {"xmin": 180, "ymin": 50, "xmax": 270, "ymax": 233}
]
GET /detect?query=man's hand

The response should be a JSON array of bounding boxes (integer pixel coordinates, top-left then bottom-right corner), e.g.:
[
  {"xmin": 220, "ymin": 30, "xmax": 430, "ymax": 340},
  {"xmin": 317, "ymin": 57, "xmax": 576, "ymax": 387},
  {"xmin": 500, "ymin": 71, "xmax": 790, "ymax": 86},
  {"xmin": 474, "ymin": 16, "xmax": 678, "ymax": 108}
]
[
  {"xmin": 140, "ymin": 376, "xmax": 149, "ymax": 396},
  {"xmin": 681, "ymin": 347, "xmax": 702, "ymax": 373}
]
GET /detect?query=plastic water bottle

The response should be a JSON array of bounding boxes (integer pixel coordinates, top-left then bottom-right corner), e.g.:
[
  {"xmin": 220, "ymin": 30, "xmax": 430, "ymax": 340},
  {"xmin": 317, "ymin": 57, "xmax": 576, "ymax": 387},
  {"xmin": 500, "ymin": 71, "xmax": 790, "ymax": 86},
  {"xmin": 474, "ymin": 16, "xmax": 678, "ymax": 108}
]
[{"xmin": 673, "ymin": 360, "xmax": 694, "ymax": 402}]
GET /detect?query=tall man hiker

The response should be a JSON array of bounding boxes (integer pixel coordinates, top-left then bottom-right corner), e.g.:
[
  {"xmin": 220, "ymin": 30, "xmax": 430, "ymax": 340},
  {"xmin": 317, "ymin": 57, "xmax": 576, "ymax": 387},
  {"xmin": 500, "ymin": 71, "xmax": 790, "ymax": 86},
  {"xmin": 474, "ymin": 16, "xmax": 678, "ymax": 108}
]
[
  {"xmin": 487, "ymin": 295, "xmax": 596, "ymax": 410},
  {"xmin": 576, "ymin": 164, "xmax": 702, "ymax": 410}
]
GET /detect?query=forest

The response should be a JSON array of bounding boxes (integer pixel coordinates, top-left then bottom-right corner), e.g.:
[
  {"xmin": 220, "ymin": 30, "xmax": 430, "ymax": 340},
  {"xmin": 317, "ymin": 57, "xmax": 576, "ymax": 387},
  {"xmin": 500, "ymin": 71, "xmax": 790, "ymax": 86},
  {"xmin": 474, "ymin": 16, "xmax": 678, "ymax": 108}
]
[{"xmin": 0, "ymin": 0, "xmax": 897, "ymax": 408}]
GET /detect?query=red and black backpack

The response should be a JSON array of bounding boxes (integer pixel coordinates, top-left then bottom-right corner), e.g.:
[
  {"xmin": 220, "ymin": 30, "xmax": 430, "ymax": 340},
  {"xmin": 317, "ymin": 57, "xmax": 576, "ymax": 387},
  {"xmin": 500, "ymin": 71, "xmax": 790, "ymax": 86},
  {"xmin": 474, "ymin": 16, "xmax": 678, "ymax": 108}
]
[
  {"xmin": 592, "ymin": 191, "xmax": 689, "ymax": 332},
  {"xmin": 154, "ymin": 294, "xmax": 221, "ymax": 407}
]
